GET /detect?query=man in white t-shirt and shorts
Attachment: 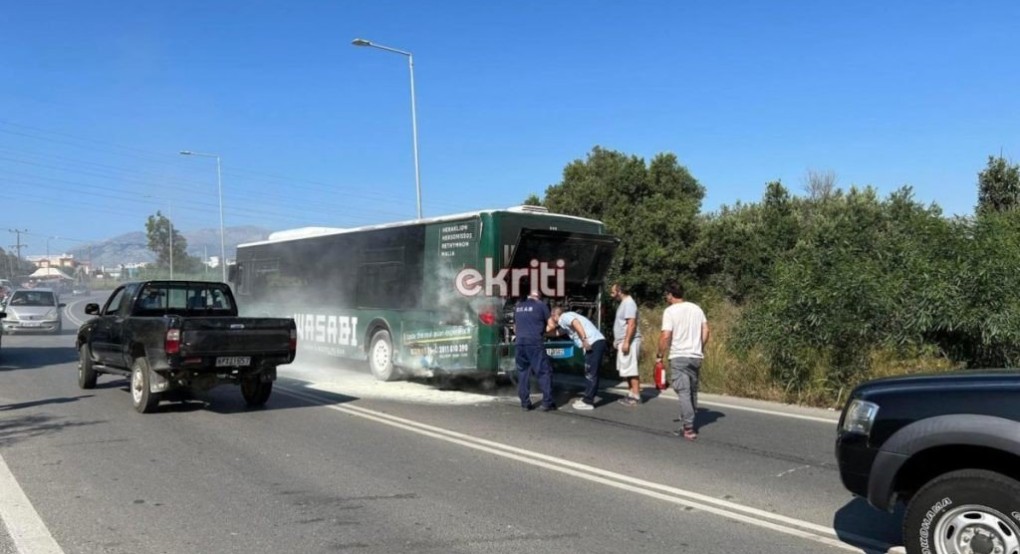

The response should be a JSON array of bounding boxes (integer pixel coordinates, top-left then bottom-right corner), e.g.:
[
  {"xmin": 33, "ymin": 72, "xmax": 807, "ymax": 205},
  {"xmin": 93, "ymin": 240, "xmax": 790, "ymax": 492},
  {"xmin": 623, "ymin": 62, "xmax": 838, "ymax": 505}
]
[
  {"xmin": 656, "ymin": 281, "xmax": 710, "ymax": 441},
  {"xmin": 610, "ymin": 283, "xmax": 642, "ymax": 406}
]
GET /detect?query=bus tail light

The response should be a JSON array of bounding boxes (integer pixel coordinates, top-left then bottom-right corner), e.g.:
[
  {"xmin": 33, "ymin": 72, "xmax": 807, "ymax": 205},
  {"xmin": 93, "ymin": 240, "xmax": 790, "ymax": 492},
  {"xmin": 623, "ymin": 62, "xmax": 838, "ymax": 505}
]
[
  {"xmin": 479, "ymin": 311, "xmax": 497, "ymax": 326},
  {"xmin": 165, "ymin": 329, "xmax": 181, "ymax": 355}
]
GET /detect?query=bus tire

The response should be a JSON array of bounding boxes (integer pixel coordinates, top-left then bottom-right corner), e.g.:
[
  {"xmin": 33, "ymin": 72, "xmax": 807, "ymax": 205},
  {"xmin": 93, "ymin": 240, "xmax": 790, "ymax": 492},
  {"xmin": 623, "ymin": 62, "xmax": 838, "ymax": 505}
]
[{"xmin": 369, "ymin": 329, "xmax": 398, "ymax": 381}]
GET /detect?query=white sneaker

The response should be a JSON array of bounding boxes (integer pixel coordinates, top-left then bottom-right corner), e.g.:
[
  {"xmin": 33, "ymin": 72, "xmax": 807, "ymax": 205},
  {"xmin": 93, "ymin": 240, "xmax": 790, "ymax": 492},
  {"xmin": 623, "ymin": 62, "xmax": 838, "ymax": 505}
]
[{"xmin": 572, "ymin": 399, "xmax": 594, "ymax": 410}]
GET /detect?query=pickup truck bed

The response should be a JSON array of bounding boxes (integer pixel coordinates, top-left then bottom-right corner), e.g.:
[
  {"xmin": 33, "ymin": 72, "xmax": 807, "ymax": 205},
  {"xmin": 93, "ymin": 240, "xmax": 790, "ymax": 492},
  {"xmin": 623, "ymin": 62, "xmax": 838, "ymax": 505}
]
[{"xmin": 77, "ymin": 280, "xmax": 296, "ymax": 413}]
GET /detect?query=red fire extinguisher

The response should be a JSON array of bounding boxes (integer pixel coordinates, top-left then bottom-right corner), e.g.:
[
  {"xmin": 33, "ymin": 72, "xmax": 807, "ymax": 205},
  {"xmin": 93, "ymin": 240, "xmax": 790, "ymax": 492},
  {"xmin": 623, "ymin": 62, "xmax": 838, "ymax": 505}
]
[{"xmin": 654, "ymin": 360, "xmax": 668, "ymax": 390}]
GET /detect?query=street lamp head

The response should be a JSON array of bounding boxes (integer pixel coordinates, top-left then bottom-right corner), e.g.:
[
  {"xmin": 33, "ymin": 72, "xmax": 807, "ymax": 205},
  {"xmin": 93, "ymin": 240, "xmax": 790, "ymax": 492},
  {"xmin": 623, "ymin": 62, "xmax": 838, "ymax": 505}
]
[
  {"xmin": 179, "ymin": 150, "xmax": 193, "ymax": 156},
  {"xmin": 352, "ymin": 38, "xmax": 372, "ymax": 47}
]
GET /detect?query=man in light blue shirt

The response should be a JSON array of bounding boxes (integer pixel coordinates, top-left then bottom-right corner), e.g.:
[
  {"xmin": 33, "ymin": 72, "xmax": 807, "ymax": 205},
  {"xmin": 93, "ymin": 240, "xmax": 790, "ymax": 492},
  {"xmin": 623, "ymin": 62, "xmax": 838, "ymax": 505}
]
[{"xmin": 549, "ymin": 305, "xmax": 607, "ymax": 410}]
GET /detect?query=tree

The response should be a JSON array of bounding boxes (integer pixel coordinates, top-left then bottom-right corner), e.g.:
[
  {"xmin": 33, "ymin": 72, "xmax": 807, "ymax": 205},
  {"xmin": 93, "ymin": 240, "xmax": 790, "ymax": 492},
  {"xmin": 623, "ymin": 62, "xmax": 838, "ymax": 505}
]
[
  {"xmin": 977, "ymin": 155, "xmax": 1020, "ymax": 214},
  {"xmin": 693, "ymin": 181, "xmax": 800, "ymax": 303},
  {"xmin": 145, "ymin": 211, "xmax": 201, "ymax": 273},
  {"xmin": 523, "ymin": 194, "xmax": 542, "ymax": 206},
  {"xmin": 803, "ymin": 169, "xmax": 837, "ymax": 200},
  {"xmin": 539, "ymin": 146, "xmax": 705, "ymax": 299},
  {"xmin": 0, "ymin": 248, "xmax": 36, "ymax": 280}
]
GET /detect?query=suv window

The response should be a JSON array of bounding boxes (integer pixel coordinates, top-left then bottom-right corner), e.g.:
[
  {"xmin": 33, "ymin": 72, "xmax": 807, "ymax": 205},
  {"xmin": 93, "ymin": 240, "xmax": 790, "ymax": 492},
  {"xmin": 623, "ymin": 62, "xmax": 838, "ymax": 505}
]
[{"xmin": 104, "ymin": 287, "xmax": 127, "ymax": 315}]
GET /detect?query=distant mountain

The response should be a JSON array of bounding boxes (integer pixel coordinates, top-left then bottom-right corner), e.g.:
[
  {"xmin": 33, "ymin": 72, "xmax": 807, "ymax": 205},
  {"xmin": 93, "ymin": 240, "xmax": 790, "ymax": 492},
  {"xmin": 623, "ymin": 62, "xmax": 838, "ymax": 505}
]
[{"xmin": 67, "ymin": 226, "xmax": 272, "ymax": 269}]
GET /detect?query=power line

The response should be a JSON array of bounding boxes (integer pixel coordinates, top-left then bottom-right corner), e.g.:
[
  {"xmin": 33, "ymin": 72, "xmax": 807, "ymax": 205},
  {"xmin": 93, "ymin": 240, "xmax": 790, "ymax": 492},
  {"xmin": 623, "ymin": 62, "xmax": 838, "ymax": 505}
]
[
  {"xmin": 7, "ymin": 229, "xmax": 28, "ymax": 262},
  {"xmin": 0, "ymin": 120, "xmax": 485, "ymax": 213}
]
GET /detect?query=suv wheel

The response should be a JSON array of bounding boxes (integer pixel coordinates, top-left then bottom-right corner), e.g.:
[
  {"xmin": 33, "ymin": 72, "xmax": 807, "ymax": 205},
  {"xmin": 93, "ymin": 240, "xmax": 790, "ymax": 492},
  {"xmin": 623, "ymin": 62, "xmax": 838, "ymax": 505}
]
[
  {"xmin": 904, "ymin": 469, "xmax": 1020, "ymax": 554},
  {"xmin": 78, "ymin": 345, "xmax": 98, "ymax": 389}
]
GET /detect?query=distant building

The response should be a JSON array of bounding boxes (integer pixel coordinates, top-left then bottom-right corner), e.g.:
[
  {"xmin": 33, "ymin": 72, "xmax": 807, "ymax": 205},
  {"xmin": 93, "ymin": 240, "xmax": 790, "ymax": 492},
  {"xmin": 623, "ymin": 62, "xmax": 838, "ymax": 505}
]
[{"xmin": 26, "ymin": 254, "xmax": 77, "ymax": 269}]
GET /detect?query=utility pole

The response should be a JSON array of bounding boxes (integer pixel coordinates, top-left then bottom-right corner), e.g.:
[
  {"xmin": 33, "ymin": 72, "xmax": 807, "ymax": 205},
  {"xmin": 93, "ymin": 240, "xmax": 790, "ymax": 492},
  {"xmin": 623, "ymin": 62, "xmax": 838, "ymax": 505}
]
[{"xmin": 8, "ymin": 228, "xmax": 28, "ymax": 263}]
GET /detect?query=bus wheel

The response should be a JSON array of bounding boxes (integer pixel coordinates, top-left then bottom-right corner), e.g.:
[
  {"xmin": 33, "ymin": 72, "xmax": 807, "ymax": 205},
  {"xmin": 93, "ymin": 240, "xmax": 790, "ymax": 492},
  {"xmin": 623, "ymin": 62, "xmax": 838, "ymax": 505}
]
[{"xmin": 369, "ymin": 329, "xmax": 398, "ymax": 381}]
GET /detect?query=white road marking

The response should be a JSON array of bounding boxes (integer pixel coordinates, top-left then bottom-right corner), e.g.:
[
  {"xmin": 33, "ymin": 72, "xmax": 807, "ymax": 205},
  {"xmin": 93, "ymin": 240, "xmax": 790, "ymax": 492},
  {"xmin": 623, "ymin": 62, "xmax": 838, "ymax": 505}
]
[
  {"xmin": 697, "ymin": 399, "xmax": 838, "ymax": 425},
  {"xmin": 61, "ymin": 299, "xmax": 89, "ymax": 328},
  {"xmin": 277, "ymin": 386, "xmax": 892, "ymax": 553},
  {"xmin": 776, "ymin": 464, "xmax": 812, "ymax": 478},
  {"xmin": 0, "ymin": 454, "xmax": 64, "ymax": 554}
]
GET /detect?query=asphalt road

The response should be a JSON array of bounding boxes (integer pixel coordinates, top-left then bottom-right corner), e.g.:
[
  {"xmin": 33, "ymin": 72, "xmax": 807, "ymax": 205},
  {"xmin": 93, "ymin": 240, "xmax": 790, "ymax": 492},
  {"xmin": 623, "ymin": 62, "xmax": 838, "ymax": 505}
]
[{"xmin": 0, "ymin": 294, "xmax": 906, "ymax": 554}]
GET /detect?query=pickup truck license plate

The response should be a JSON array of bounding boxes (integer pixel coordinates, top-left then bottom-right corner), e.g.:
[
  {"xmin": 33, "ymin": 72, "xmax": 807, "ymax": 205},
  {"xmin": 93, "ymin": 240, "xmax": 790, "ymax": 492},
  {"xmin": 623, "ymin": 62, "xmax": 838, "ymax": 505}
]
[{"xmin": 216, "ymin": 356, "xmax": 251, "ymax": 367}]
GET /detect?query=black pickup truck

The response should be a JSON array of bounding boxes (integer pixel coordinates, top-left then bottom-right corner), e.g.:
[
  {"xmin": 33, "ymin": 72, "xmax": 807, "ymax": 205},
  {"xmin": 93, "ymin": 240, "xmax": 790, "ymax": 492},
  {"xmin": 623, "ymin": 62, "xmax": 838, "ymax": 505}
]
[
  {"xmin": 836, "ymin": 371, "xmax": 1020, "ymax": 554},
  {"xmin": 76, "ymin": 281, "xmax": 297, "ymax": 413}
]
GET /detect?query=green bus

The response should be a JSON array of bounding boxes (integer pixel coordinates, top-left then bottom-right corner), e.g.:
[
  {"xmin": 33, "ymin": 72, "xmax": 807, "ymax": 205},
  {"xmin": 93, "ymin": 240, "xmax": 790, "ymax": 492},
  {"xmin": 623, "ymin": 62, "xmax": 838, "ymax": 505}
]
[{"xmin": 231, "ymin": 206, "xmax": 618, "ymax": 383}]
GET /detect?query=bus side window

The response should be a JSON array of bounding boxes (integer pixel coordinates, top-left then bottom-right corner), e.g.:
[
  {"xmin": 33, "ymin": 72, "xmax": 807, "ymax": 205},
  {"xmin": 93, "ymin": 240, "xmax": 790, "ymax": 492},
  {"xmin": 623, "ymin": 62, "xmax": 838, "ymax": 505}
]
[{"xmin": 356, "ymin": 262, "xmax": 408, "ymax": 309}]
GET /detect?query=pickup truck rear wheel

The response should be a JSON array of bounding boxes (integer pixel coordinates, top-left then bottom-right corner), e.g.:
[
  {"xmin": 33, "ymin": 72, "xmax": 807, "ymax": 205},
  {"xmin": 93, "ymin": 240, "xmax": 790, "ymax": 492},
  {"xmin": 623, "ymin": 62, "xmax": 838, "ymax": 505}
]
[
  {"xmin": 241, "ymin": 377, "xmax": 272, "ymax": 407},
  {"xmin": 368, "ymin": 329, "xmax": 398, "ymax": 381},
  {"xmin": 903, "ymin": 469, "xmax": 1020, "ymax": 554},
  {"xmin": 78, "ymin": 345, "xmax": 98, "ymax": 389},
  {"xmin": 131, "ymin": 358, "xmax": 160, "ymax": 414}
]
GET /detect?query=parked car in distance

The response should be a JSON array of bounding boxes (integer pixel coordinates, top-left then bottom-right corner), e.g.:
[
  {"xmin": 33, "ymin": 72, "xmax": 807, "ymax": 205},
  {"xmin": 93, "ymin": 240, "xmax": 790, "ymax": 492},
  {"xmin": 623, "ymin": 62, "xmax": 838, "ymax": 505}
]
[
  {"xmin": 76, "ymin": 280, "xmax": 297, "ymax": 413},
  {"xmin": 71, "ymin": 284, "xmax": 91, "ymax": 296},
  {"xmin": 1, "ymin": 288, "xmax": 65, "ymax": 334},
  {"xmin": 835, "ymin": 370, "xmax": 1020, "ymax": 554}
]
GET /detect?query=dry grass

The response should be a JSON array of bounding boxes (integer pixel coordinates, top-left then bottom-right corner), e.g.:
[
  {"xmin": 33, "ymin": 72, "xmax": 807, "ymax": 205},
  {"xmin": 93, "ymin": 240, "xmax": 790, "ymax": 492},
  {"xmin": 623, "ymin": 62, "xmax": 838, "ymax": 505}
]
[{"xmin": 633, "ymin": 300, "xmax": 963, "ymax": 409}]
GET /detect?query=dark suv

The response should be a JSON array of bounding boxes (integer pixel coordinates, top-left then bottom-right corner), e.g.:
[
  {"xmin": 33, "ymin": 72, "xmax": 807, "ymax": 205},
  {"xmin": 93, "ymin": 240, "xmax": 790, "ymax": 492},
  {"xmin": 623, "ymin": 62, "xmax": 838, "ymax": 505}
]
[{"xmin": 836, "ymin": 371, "xmax": 1020, "ymax": 554}]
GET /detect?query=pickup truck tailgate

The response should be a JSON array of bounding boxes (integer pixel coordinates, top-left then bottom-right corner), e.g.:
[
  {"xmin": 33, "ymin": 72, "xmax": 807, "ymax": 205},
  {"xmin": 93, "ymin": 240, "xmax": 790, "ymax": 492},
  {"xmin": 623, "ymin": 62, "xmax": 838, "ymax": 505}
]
[{"xmin": 179, "ymin": 317, "xmax": 294, "ymax": 356}]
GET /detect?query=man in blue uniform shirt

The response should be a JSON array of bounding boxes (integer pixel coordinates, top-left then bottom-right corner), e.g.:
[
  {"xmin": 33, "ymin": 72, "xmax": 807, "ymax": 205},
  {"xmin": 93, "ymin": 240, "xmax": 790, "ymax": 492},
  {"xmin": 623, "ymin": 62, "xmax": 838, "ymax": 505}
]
[{"xmin": 514, "ymin": 290, "xmax": 556, "ymax": 411}]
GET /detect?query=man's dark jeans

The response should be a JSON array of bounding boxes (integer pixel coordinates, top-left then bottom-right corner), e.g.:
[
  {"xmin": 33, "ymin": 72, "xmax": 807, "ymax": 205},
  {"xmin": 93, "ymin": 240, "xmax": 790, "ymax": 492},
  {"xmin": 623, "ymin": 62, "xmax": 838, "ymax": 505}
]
[
  {"xmin": 580, "ymin": 340, "xmax": 608, "ymax": 405},
  {"xmin": 516, "ymin": 343, "xmax": 554, "ymax": 408}
]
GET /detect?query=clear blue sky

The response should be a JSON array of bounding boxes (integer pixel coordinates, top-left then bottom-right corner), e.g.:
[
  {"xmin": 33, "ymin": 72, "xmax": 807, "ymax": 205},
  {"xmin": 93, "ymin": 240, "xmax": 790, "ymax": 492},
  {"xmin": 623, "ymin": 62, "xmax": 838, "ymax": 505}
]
[{"xmin": 2, "ymin": 1, "xmax": 1018, "ymax": 256}]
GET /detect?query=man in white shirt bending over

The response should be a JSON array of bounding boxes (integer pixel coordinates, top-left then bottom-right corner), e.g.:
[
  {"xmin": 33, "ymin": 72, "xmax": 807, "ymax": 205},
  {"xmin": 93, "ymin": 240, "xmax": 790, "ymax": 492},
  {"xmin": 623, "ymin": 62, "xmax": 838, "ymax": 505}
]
[
  {"xmin": 549, "ymin": 305, "xmax": 607, "ymax": 411},
  {"xmin": 656, "ymin": 281, "xmax": 710, "ymax": 441}
]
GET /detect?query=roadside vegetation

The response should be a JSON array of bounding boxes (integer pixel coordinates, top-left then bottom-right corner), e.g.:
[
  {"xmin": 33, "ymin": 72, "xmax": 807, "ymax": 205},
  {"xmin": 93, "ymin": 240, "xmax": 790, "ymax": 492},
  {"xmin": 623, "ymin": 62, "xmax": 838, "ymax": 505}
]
[
  {"xmin": 532, "ymin": 148, "xmax": 1020, "ymax": 407},
  {"xmin": 0, "ymin": 250, "xmax": 38, "ymax": 281}
]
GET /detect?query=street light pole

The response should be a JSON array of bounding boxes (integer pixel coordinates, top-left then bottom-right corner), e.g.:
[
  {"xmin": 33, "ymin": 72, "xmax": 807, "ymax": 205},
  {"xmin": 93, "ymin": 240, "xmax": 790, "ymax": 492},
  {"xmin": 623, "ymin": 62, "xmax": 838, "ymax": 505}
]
[
  {"xmin": 352, "ymin": 37, "xmax": 423, "ymax": 220},
  {"xmin": 180, "ymin": 150, "xmax": 227, "ymax": 281}
]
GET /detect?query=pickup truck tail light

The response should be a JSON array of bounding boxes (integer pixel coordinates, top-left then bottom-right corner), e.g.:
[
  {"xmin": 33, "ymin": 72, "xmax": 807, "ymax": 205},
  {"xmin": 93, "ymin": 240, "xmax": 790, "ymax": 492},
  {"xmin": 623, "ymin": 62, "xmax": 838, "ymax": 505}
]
[
  {"xmin": 289, "ymin": 329, "xmax": 297, "ymax": 352},
  {"xmin": 165, "ymin": 329, "xmax": 181, "ymax": 355}
]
